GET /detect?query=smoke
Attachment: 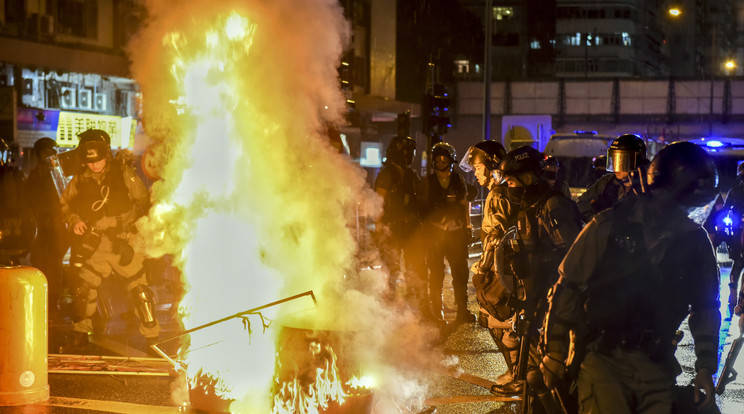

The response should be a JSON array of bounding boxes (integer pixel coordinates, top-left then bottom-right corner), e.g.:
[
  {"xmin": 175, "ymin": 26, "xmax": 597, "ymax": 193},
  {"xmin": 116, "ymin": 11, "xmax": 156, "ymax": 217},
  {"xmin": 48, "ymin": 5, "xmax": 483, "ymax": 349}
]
[{"xmin": 127, "ymin": 0, "xmax": 442, "ymax": 411}]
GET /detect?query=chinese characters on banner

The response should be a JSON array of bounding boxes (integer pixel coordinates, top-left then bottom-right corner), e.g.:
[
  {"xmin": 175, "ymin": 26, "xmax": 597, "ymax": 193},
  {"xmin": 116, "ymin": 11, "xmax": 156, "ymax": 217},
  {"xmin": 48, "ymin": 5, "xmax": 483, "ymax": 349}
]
[{"xmin": 55, "ymin": 112, "xmax": 135, "ymax": 149}]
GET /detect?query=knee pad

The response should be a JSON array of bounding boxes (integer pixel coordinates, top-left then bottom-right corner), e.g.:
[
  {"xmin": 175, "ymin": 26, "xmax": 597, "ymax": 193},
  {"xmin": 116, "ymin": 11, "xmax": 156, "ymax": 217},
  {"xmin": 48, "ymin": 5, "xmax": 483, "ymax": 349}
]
[
  {"xmin": 130, "ymin": 285, "xmax": 157, "ymax": 328},
  {"xmin": 112, "ymin": 238, "xmax": 134, "ymax": 266}
]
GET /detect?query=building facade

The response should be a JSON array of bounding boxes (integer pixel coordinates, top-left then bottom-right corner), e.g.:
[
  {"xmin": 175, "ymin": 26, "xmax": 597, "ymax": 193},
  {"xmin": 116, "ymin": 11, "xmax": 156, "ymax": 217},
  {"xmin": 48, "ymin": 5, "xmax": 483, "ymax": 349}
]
[
  {"xmin": 457, "ymin": 0, "xmax": 738, "ymax": 80},
  {"xmin": 0, "ymin": 0, "xmax": 144, "ymax": 174}
]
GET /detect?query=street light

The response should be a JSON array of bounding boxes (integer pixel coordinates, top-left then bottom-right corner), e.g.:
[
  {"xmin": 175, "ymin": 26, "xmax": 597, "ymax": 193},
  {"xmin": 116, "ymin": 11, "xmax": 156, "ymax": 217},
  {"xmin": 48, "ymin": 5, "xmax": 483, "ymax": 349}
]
[
  {"xmin": 725, "ymin": 59, "xmax": 736, "ymax": 74},
  {"xmin": 668, "ymin": 8, "xmax": 682, "ymax": 17}
]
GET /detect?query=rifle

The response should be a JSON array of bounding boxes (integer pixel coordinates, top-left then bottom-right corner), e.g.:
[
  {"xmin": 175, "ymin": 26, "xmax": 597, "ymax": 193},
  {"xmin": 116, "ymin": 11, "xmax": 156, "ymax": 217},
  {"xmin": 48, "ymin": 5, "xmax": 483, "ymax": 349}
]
[{"xmin": 715, "ymin": 333, "xmax": 743, "ymax": 395}]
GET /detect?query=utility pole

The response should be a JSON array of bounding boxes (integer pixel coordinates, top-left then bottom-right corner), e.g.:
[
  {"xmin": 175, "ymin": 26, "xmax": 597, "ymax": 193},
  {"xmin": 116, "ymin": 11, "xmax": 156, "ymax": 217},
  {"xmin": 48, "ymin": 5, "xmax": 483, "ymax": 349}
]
[{"xmin": 483, "ymin": 0, "xmax": 492, "ymax": 141}]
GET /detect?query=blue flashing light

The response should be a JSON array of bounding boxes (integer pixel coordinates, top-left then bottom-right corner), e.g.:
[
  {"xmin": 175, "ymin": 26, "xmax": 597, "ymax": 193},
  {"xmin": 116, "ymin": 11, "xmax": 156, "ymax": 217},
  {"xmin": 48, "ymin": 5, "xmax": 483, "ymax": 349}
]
[
  {"xmin": 574, "ymin": 130, "xmax": 597, "ymax": 135},
  {"xmin": 724, "ymin": 216, "xmax": 733, "ymax": 227},
  {"xmin": 706, "ymin": 140, "xmax": 725, "ymax": 148}
]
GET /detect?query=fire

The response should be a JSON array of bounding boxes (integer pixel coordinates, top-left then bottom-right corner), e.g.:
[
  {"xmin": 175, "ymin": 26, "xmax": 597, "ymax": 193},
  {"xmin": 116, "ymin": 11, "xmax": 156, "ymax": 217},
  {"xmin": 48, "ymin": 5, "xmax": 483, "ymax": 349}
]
[
  {"xmin": 347, "ymin": 375, "xmax": 376, "ymax": 392},
  {"xmin": 128, "ymin": 0, "xmax": 378, "ymax": 412},
  {"xmin": 271, "ymin": 343, "xmax": 348, "ymax": 414}
]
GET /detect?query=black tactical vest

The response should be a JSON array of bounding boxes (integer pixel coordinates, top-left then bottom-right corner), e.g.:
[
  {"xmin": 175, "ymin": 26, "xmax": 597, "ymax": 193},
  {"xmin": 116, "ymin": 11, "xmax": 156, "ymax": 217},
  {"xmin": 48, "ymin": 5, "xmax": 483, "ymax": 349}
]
[
  {"xmin": 584, "ymin": 197, "xmax": 695, "ymax": 359},
  {"xmin": 72, "ymin": 161, "xmax": 132, "ymax": 225},
  {"xmin": 426, "ymin": 172, "xmax": 467, "ymax": 227}
]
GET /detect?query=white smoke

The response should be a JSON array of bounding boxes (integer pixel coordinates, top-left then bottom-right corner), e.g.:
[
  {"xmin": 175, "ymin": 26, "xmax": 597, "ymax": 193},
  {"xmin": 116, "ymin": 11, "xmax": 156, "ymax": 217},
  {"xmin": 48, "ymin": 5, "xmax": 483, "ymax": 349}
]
[{"xmin": 127, "ymin": 0, "xmax": 443, "ymax": 412}]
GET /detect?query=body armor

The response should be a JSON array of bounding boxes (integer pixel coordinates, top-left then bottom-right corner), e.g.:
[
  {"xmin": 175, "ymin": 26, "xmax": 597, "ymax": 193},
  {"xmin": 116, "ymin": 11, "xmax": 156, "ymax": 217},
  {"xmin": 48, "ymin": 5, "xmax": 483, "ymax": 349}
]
[
  {"xmin": 71, "ymin": 162, "xmax": 132, "ymax": 225},
  {"xmin": 425, "ymin": 173, "xmax": 467, "ymax": 228}
]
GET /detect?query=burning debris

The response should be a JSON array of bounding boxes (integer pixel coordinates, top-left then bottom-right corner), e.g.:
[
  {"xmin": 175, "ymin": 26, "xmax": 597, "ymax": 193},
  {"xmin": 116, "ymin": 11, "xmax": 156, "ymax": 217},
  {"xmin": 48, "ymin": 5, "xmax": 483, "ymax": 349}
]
[{"xmin": 126, "ymin": 0, "xmax": 441, "ymax": 412}]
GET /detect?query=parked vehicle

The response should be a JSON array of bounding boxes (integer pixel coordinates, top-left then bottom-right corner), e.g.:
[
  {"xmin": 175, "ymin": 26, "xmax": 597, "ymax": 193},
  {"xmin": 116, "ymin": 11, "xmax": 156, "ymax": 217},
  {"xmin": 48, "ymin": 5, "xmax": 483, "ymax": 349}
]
[{"xmin": 543, "ymin": 131, "xmax": 615, "ymax": 198}]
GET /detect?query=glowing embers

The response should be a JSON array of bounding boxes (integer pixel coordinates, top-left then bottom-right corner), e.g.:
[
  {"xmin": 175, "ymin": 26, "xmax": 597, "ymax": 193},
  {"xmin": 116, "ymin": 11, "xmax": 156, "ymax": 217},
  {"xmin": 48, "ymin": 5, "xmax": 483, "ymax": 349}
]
[{"xmin": 272, "ymin": 327, "xmax": 375, "ymax": 414}]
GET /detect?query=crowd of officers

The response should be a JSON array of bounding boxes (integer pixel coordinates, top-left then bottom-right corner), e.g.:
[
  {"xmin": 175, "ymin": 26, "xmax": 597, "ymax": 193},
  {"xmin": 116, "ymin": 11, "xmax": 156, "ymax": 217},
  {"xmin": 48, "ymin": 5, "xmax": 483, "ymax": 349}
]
[
  {"xmin": 0, "ymin": 130, "xmax": 160, "ymax": 349},
  {"xmin": 374, "ymin": 133, "xmax": 736, "ymax": 414},
  {"xmin": 1, "ymin": 127, "xmax": 740, "ymax": 412}
]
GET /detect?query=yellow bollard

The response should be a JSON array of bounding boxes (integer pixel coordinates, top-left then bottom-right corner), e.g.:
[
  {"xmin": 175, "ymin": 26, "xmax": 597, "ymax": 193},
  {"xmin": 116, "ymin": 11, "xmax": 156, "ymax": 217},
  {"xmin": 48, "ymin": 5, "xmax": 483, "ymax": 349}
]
[{"xmin": 0, "ymin": 265, "xmax": 49, "ymax": 406}]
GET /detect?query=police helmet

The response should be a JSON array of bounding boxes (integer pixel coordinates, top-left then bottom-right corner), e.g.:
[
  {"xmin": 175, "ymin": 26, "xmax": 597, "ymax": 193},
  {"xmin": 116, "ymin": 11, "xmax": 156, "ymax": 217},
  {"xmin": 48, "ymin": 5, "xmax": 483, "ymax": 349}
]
[
  {"xmin": 607, "ymin": 134, "xmax": 647, "ymax": 173},
  {"xmin": 542, "ymin": 156, "xmax": 561, "ymax": 179},
  {"xmin": 432, "ymin": 142, "xmax": 457, "ymax": 165},
  {"xmin": 647, "ymin": 141, "xmax": 718, "ymax": 208},
  {"xmin": 386, "ymin": 135, "xmax": 416, "ymax": 167},
  {"xmin": 33, "ymin": 137, "xmax": 57, "ymax": 160},
  {"xmin": 77, "ymin": 129, "xmax": 112, "ymax": 164},
  {"xmin": 592, "ymin": 154, "xmax": 607, "ymax": 171},
  {"xmin": 459, "ymin": 140, "xmax": 506, "ymax": 172},
  {"xmin": 499, "ymin": 145, "xmax": 544, "ymax": 177}
]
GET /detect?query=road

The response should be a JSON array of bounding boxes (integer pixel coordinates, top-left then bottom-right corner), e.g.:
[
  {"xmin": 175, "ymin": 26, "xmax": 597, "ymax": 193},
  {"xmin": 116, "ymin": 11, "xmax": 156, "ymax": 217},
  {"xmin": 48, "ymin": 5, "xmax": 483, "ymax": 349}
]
[
  {"xmin": 423, "ymin": 256, "xmax": 744, "ymax": 414},
  {"xmin": 3, "ymin": 255, "xmax": 743, "ymax": 413}
]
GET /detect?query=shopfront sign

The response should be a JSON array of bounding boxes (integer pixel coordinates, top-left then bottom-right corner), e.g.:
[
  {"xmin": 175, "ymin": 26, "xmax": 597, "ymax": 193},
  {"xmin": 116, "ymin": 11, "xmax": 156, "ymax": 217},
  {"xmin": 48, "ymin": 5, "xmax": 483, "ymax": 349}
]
[{"xmin": 15, "ymin": 108, "xmax": 135, "ymax": 149}]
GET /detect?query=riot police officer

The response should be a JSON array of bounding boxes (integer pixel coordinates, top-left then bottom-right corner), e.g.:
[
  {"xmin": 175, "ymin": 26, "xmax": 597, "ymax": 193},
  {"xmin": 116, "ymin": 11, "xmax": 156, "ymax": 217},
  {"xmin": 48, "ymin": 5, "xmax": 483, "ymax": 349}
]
[
  {"xmin": 460, "ymin": 140, "xmax": 522, "ymax": 383},
  {"xmin": 60, "ymin": 129, "xmax": 160, "ymax": 345},
  {"xmin": 721, "ymin": 162, "xmax": 744, "ymax": 313},
  {"xmin": 542, "ymin": 156, "xmax": 571, "ymax": 199},
  {"xmin": 26, "ymin": 137, "xmax": 69, "ymax": 320},
  {"xmin": 491, "ymin": 146, "xmax": 581, "ymax": 410},
  {"xmin": 591, "ymin": 154, "xmax": 607, "ymax": 182},
  {"xmin": 459, "ymin": 140, "xmax": 510, "ymax": 244},
  {"xmin": 421, "ymin": 142, "xmax": 473, "ymax": 324},
  {"xmin": 576, "ymin": 134, "xmax": 649, "ymax": 222},
  {"xmin": 374, "ymin": 135, "xmax": 427, "ymax": 313},
  {"xmin": 541, "ymin": 141, "xmax": 721, "ymax": 412}
]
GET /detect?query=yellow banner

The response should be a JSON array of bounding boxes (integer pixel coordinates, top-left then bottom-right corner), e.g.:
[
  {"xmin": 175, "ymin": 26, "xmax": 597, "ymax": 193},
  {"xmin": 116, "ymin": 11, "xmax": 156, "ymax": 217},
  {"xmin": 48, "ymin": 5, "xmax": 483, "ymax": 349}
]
[{"xmin": 56, "ymin": 112, "xmax": 135, "ymax": 149}]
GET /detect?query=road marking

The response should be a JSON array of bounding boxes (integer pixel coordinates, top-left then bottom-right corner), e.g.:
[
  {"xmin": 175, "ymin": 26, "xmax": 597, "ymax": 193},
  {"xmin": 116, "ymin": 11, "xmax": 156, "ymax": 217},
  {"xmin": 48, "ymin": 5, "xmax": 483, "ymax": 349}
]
[{"xmin": 46, "ymin": 396, "xmax": 181, "ymax": 413}]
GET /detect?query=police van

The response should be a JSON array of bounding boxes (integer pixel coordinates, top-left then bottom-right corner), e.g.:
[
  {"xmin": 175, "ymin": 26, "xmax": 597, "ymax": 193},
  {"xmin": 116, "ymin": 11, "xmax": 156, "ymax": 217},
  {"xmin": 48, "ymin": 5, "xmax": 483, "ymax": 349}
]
[
  {"xmin": 683, "ymin": 137, "xmax": 744, "ymax": 193},
  {"xmin": 543, "ymin": 130, "xmax": 615, "ymax": 198}
]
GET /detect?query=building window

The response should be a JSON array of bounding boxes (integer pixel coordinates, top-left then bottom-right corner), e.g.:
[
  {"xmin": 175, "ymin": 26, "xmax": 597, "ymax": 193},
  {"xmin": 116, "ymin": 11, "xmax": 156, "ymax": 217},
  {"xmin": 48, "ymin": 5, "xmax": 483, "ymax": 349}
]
[
  {"xmin": 4, "ymin": 0, "xmax": 25, "ymax": 25},
  {"xmin": 570, "ymin": 33, "xmax": 581, "ymax": 46},
  {"xmin": 493, "ymin": 7, "xmax": 513, "ymax": 21},
  {"xmin": 530, "ymin": 39, "xmax": 541, "ymax": 49},
  {"xmin": 622, "ymin": 32, "xmax": 631, "ymax": 46},
  {"xmin": 57, "ymin": 0, "xmax": 98, "ymax": 39},
  {"xmin": 560, "ymin": 32, "xmax": 632, "ymax": 47},
  {"xmin": 455, "ymin": 59, "xmax": 470, "ymax": 74}
]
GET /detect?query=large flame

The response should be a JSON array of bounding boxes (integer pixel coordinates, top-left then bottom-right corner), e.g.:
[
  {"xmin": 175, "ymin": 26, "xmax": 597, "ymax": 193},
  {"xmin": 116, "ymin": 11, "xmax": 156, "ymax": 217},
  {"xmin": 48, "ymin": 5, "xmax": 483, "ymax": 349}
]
[{"xmin": 128, "ymin": 0, "xmax": 440, "ymax": 412}]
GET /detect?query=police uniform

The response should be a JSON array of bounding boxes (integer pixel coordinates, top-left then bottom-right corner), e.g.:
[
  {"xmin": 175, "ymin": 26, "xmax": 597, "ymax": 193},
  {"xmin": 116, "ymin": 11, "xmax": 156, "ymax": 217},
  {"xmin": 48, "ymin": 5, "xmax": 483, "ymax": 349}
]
[
  {"xmin": 374, "ymin": 160, "xmax": 426, "ymax": 298},
  {"xmin": 26, "ymin": 150, "xmax": 69, "ymax": 315},
  {"xmin": 61, "ymin": 152, "xmax": 160, "ymax": 340},
  {"xmin": 722, "ymin": 183, "xmax": 744, "ymax": 309},
  {"xmin": 481, "ymin": 181, "xmax": 516, "ymax": 244},
  {"xmin": 544, "ymin": 194, "xmax": 720, "ymax": 413},
  {"xmin": 421, "ymin": 167, "xmax": 470, "ymax": 320},
  {"xmin": 576, "ymin": 173, "xmax": 633, "ymax": 222}
]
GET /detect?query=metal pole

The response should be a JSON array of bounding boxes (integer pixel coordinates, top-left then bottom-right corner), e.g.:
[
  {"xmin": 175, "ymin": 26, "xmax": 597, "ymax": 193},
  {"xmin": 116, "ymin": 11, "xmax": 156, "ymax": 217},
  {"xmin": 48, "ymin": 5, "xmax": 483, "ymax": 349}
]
[
  {"xmin": 150, "ymin": 290, "xmax": 318, "ymax": 358},
  {"xmin": 483, "ymin": 0, "xmax": 493, "ymax": 141}
]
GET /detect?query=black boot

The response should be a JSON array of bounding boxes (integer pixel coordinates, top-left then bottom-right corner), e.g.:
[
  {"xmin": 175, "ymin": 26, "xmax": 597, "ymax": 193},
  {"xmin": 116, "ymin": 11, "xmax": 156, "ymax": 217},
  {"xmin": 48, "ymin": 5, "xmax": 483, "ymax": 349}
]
[
  {"xmin": 455, "ymin": 304, "xmax": 476, "ymax": 324},
  {"xmin": 429, "ymin": 292, "xmax": 445, "ymax": 323}
]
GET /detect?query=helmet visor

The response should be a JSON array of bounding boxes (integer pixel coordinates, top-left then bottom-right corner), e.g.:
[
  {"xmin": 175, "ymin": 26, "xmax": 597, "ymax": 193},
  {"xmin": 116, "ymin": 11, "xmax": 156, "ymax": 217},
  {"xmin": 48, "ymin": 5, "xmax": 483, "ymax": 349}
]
[
  {"xmin": 686, "ymin": 196, "xmax": 717, "ymax": 226},
  {"xmin": 459, "ymin": 146, "xmax": 489, "ymax": 172},
  {"xmin": 607, "ymin": 149, "xmax": 637, "ymax": 172}
]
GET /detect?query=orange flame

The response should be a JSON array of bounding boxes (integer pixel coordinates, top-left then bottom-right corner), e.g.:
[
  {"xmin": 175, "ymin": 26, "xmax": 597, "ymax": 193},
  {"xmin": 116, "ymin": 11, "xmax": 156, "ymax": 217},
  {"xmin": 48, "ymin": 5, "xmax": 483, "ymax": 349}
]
[{"xmin": 272, "ymin": 343, "xmax": 348, "ymax": 414}]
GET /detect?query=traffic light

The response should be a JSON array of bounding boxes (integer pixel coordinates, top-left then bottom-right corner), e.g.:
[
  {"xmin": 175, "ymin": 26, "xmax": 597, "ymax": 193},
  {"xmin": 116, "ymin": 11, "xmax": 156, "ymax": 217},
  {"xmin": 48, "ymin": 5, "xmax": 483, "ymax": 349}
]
[
  {"xmin": 338, "ymin": 54, "xmax": 352, "ymax": 91},
  {"xmin": 422, "ymin": 84, "xmax": 451, "ymax": 136},
  {"xmin": 397, "ymin": 110, "xmax": 411, "ymax": 137}
]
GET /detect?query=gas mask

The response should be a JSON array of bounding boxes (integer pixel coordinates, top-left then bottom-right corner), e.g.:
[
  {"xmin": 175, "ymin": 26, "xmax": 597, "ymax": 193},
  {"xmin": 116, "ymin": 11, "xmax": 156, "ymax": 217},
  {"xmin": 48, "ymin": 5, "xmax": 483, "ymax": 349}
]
[{"xmin": 505, "ymin": 187, "xmax": 524, "ymax": 204}]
